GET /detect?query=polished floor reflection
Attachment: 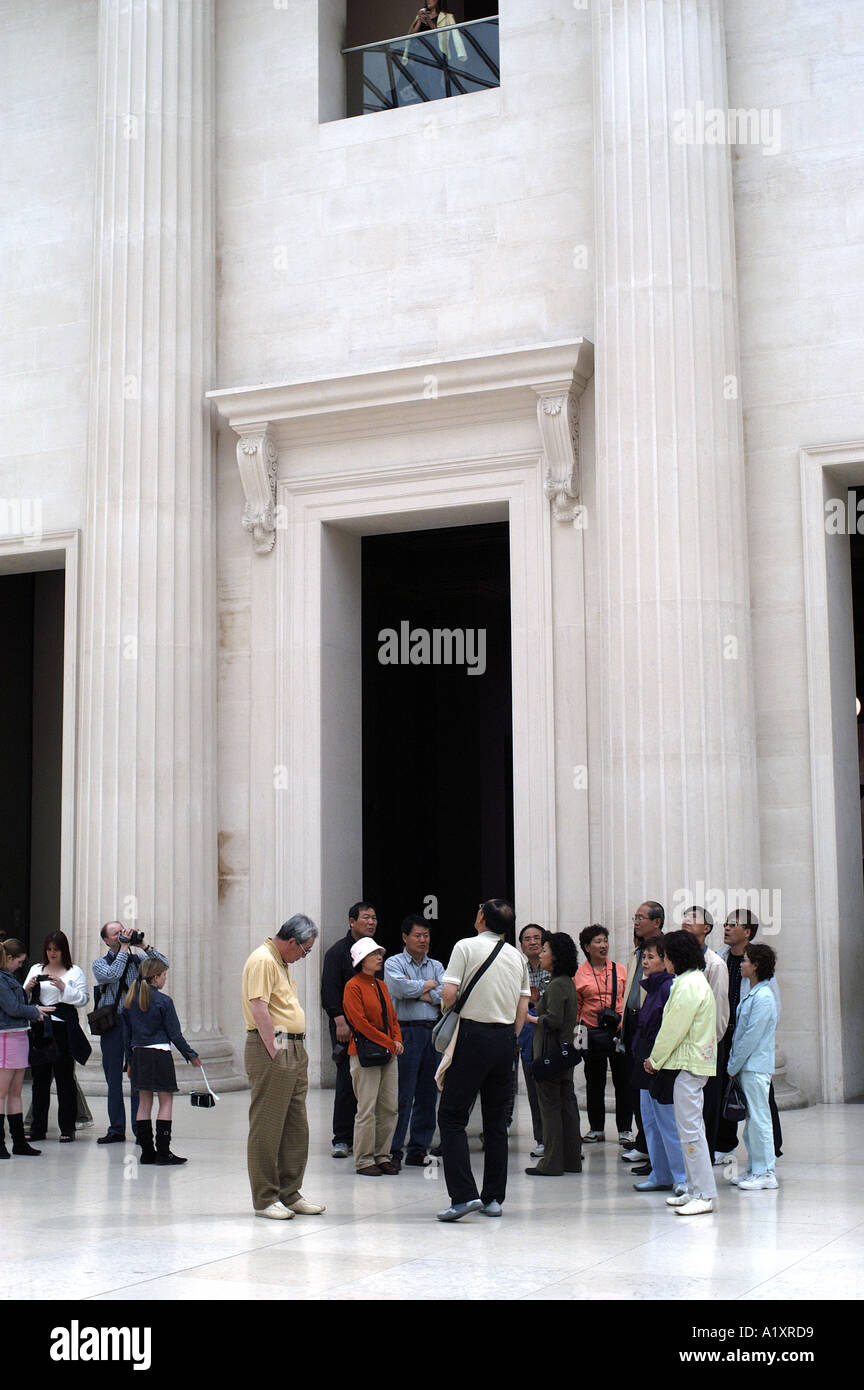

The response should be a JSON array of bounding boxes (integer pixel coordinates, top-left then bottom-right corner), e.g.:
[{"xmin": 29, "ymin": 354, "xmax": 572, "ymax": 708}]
[{"xmin": 3, "ymin": 1085, "xmax": 863, "ymax": 1301}]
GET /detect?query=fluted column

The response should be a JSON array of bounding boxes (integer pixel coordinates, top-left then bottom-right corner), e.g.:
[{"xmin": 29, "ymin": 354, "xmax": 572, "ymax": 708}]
[
  {"xmin": 77, "ymin": 0, "xmax": 240, "ymax": 1083},
  {"xmin": 592, "ymin": 0, "xmax": 761, "ymax": 929}
]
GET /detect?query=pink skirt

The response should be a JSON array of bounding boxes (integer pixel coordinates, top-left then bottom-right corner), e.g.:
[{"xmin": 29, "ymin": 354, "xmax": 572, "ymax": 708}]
[{"xmin": 0, "ymin": 1030, "xmax": 30, "ymax": 1069}]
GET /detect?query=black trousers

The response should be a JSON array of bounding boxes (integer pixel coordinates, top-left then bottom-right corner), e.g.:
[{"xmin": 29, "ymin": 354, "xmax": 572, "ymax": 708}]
[
  {"xmin": 702, "ymin": 1037, "xmax": 727, "ymax": 1156},
  {"xmin": 584, "ymin": 1046, "xmax": 632, "ymax": 1134},
  {"xmin": 328, "ymin": 1018, "xmax": 357, "ymax": 1146},
  {"xmin": 439, "ymin": 1020, "xmax": 514, "ymax": 1206},
  {"xmin": 31, "ymin": 1033, "xmax": 77, "ymax": 1139}
]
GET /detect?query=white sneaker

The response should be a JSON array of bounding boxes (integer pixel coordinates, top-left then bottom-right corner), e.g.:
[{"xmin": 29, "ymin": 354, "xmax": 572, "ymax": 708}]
[
  {"xmin": 618, "ymin": 1131, "xmax": 633, "ymax": 1145},
  {"xmin": 620, "ymin": 1149, "xmax": 649, "ymax": 1163},
  {"xmin": 530, "ymin": 1143, "xmax": 545, "ymax": 1158},
  {"xmin": 728, "ymin": 1171, "xmax": 752, "ymax": 1187},
  {"xmin": 713, "ymin": 1150, "xmax": 735, "ymax": 1165},
  {"xmin": 737, "ymin": 1172, "xmax": 778, "ymax": 1190},
  {"xmin": 255, "ymin": 1200, "xmax": 295, "ymax": 1220},
  {"xmin": 289, "ymin": 1198, "xmax": 326, "ymax": 1215},
  {"xmin": 582, "ymin": 1131, "xmax": 605, "ymax": 1143},
  {"xmin": 675, "ymin": 1197, "xmax": 714, "ymax": 1216},
  {"xmin": 666, "ymin": 1191, "xmax": 691, "ymax": 1207}
]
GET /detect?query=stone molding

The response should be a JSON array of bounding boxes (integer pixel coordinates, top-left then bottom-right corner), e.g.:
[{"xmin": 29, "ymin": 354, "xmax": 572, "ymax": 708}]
[
  {"xmin": 532, "ymin": 381, "xmax": 585, "ymax": 524},
  {"xmin": 236, "ymin": 426, "xmax": 279, "ymax": 554}
]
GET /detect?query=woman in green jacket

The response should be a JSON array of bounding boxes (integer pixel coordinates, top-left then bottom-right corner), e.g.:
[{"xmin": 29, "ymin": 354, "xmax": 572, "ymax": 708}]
[
  {"xmin": 645, "ymin": 930, "xmax": 717, "ymax": 1216},
  {"xmin": 525, "ymin": 932, "xmax": 582, "ymax": 1177}
]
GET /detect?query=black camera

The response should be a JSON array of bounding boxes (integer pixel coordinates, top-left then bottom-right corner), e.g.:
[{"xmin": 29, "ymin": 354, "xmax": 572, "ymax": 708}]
[
  {"xmin": 35, "ymin": 974, "xmax": 51, "ymax": 984},
  {"xmin": 121, "ymin": 929, "xmax": 145, "ymax": 946},
  {"xmin": 597, "ymin": 1006, "xmax": 621, "ymax": 1034}
]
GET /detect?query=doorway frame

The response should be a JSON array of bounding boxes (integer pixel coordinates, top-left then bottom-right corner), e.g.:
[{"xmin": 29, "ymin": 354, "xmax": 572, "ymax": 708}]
[
  {"xmin": 800, "ymin": 441, "xmax": 864, "ymax": 1101},
  {"xmin": 0, "ymin": 530, "xmax": 79, "ymax": 947},
  {"xmin": 276, "ymin": 453, "xmax": 557, "ymax": 1073}
]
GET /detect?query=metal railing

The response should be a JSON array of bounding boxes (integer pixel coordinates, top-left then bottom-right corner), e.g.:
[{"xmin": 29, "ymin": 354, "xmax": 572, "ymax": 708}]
[{"xmin": 343, "ymin": 16, "xmax": 500, "ymax": 117}]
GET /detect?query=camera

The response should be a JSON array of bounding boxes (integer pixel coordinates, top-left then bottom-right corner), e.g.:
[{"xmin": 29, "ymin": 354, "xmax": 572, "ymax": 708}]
[
  {"xmin": 35, "ymin": 974, "xmax": 51, "ymax": 983},
  {"xmin": 596, "ymin": 1006, "xmax": 621, "ymax": 1035},
  {"xmin": 120, "ymin": 929, "xmax": 145, "ymax": 946}
]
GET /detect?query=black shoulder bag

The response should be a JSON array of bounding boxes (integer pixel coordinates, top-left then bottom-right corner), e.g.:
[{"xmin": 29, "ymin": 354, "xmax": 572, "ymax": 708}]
[
  {"xmin": 586, "ymin": 963, "xmax": 620, "ymax": 1056},
  {"xmin": 353, "ymin": 981, "xmax": 394, "ymax": 1068},
  {"xmin": 432, "ymin": 938, "xmax": 506, "ymax": 1053}
]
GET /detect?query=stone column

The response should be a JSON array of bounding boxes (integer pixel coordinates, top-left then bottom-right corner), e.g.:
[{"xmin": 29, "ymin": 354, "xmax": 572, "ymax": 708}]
[
  {"xmin": 592, "ymin": 0, "xmax": 761, "ymax": 930},
  {"xmin": 77, "ymin": 0, "xmax": 241, "ymax": 1085}
]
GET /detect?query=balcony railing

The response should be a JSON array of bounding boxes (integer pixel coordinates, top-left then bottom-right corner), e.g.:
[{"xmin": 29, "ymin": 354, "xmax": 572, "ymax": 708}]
[{"xmin": 343, "ymin": 17, "xmax": 500, "ymax": 117}]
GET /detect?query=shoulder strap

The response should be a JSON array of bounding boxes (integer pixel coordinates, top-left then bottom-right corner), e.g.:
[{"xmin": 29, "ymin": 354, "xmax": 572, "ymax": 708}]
[
  {"xmin": 454, "ymin": 937, "xmax": 506, "ymax": 1016},
  {"xmin": 611, "ymin": 962, "xmax": 617, "ymax": 1007},
  {"xmin": 373, "ymin": 980, "xmax": 389, "ymax": 1035}
]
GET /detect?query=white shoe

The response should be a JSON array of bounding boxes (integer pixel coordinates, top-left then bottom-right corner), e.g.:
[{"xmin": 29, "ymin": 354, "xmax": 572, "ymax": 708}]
[
  {"xmin": 737, "ymin": 1172, "xmax": 778, "ymax": 1190},
  {"xmin": 289, "ymin": 1198, "xmax": 326, "ymax": 1215},
  {"xmin": 665, "ymin": 1191, "xmax": 691, "ymax": 1206},
  {"xmin": 617, "ymin": 1131, "xmax": 633, "ymax": 1145},
  {"xmin": 713, "ymin": 1150, "xmax": 735, "ymax": 1165},
  {"xmin": 728, "ymin": 1171, "xmax": 752, "ymax": 1187},
  {"xmin": 620, "ymin": 1149, "xmax": 649, "ymax": 1163},
  {"xmin": 256, "ymin": 1200, "xmax": 294, "ymax": 1220},
  {"xmin": 675, "ymin": 1197, "xmax": 714, "ymax": 1216},
  {"xmin": 530, "ymin": 1143, "xmax": 545, "ymax": 1158},
  {"xmin": 582, "ymin": 1131, "xmax": 605, "ymax": 1143}
]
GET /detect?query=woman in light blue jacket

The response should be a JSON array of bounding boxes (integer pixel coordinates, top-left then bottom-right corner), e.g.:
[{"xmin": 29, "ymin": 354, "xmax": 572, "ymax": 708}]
[{"xmin": 727, "ymin": 943, "xmax": 779, "ymax": 1191}]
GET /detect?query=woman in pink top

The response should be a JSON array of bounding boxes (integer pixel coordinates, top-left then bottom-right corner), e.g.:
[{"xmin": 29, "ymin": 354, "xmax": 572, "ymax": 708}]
[{"xmin": 574, "ymin": 925, "xmax": 631, "ymax": 1144}]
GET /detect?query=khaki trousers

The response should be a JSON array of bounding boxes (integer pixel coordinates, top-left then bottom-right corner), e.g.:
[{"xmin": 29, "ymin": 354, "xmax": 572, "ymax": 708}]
[
  {"xmin": 349, "ymin": 1053, "xmax": 398, "ymax": 1171},
  {"xmin": 245, "ymin": 1032, "xmax": 309, "ymax": 1210}
]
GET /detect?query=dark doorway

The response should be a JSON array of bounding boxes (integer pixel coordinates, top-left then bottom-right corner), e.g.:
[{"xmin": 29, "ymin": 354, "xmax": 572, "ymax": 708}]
[
  {"xmin": 361, "ymin": 521, "xmax": 513, "ymax": 964},
  {"xmin": 0, "ymin": 570, "xmax": 64, "ymax": 956}
]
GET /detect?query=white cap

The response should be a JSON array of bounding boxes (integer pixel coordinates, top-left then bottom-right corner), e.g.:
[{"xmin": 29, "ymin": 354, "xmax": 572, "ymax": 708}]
[{"xmin": 350, "ymin": 938, "xmax": 385, "ymax": 968}]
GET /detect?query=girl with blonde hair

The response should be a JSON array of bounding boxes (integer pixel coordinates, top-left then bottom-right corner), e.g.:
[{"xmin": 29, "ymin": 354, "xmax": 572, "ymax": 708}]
[{"xmin": 120, "ymin": 955, "xmax": 200, "ymax": 1164}]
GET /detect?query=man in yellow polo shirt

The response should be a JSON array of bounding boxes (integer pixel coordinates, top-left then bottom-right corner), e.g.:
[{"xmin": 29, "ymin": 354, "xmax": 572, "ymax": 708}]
[{"xmin": 241, "ymin": 914, "xmax": 325, "ymax": 1220}]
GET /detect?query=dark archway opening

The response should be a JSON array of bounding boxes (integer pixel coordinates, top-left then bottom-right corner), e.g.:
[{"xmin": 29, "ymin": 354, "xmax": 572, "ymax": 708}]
[
  {"xmin": 0, "ymin": 570, "xmax": 64, "ymax": 960},
  {"xmin": 361, "ymin": 521, "xmax": 513, "ymax": 964}
]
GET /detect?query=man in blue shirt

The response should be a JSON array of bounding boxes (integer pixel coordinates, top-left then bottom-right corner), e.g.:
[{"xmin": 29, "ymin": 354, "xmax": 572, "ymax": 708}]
[{"xmin": 384, "ymin": 914, "xmax": 444, "ymax": 1168}]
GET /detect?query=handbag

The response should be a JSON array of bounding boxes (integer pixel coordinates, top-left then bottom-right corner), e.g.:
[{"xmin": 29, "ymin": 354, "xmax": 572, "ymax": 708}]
[
  {"xmin": 531, "ymin": 1039, "xmax": 581, "ymax": 1081},
  {"xmin": 29, "ymin": 1016, "xmax": 59, "ymax": 1068},
  {"xmin": 190, "ymin": 1063, "xmax": 220, "ymax": 1109},
  {"xmin": 353, "ymin": 981, "xmax": 394, "ymax": 1068},
  {"xmin": 722, "ymin": 1073, "xmax": 748, "ymax": 1123},
  {"xmin": 87, "ymin": 957, "xmax": 136, "ymax": 1036},
  {"xmin": 432, "ymin": 938, "xmax": 505, "ymax": 1053}
]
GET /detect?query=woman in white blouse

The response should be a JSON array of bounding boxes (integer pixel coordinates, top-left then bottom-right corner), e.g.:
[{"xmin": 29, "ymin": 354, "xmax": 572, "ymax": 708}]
[{"xmin": 23, "ymin": 932, "xmax": 90, "ymax": 1143}]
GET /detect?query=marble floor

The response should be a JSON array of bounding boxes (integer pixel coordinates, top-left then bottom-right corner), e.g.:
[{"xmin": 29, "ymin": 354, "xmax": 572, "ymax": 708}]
[{"xmin": 3, "ymin": 1084, "xmax": 863, "ymax": 1302}]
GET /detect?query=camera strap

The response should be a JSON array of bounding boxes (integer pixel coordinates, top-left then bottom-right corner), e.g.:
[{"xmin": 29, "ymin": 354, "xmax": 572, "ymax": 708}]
[{"xmin": 199, "ymin": 1063, "xmax": 220, "ymax": 1102}]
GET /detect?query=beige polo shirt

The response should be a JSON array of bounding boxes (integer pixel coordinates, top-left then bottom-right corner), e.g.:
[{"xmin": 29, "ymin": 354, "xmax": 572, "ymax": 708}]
[
  {"xmin": 442, "ymin": 933, "xmax": 530, "ymax": 1024},
  {"xmin": 241, "ymin": 939, "xmax": 305, "ymax": 1034}
]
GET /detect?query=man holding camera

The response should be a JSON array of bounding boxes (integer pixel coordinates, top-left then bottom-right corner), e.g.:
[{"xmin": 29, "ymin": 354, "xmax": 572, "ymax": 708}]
[{"xmin": 91, "ymin": 922, "xmax": 168, "ymax": 1144}]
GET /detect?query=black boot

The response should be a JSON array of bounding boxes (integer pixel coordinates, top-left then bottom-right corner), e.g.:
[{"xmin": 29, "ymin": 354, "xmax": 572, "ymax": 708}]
[
  {"xmin": 8, "ymin": 1113, "xmax": 41, "ymax": 1155},
  {"xmin": 135, "ymin": 1119, "xmax": 157, "ymax": 1164},
  {"xmin": 0, "ymin": 1116, "xmax": 9, "ymax": 1159},
  {"xmin": 155, "ymin": 1120, "xmax": 186, "ymax": 1165}
]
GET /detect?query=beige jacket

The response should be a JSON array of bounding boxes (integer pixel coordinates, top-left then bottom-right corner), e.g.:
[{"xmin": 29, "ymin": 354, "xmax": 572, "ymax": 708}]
[{"xmin": 405, "ymin": 12, "xmax": 468, "ymax": 63}]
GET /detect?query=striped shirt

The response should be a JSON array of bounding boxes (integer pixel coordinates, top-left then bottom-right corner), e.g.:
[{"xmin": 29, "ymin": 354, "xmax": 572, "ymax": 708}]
[{"xmin": 91, "ymin": 947, "xmax": 168, "ymax": 1009}]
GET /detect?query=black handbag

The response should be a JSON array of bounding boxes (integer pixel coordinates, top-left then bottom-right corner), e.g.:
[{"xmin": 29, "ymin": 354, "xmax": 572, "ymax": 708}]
[
  {"xmin": 531, "ymin": 1039, "xmax": 581, "ymax": 1081},
  {"xmin": 722, "ymin": 1074, "xmax": 748, "ymax": 1123},
  {"xmin": 87, "ymin": 956, "xmax": 136, "ymax": 1035},
  {"xmin": 353, "ymin": 982, "xmax": 394, "ymax": 1068},
  {"xmin": 29, "ymin": 1017, "xmax": 59, "ymax": 1068}
]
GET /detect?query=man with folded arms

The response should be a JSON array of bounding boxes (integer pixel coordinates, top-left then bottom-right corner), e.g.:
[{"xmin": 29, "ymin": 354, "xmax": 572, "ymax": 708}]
[
  {"xmin": 384, "ymin": 915, "xmax": 445, "ymax": 1169},
  {"xmin": 241, "ymin": 915, "xmax": 325, "ymax": 1221}
]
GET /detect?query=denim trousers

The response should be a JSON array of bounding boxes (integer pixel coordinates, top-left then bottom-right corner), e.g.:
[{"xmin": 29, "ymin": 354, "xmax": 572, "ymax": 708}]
[
  {"xmin": 740, "ymin": 1070, "xmax": 775, "ymax": 1176},
  {"xmin": 640, "ymin": 1090, "xmax": 686, "ymax": 1186},
  {"xmin": 100, "ymin": 1022, "xmax": 138, "ymax": 1135},
  {"xmin": 392, "ymin": 1024, "xmax": 439, "ymax": 1157}
]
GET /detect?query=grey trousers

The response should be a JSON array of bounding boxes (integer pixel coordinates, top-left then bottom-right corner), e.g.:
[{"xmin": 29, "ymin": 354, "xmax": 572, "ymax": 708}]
[{"xmin": 672, "ymin": 1070, "xmax": 717, "ymax": 1200}]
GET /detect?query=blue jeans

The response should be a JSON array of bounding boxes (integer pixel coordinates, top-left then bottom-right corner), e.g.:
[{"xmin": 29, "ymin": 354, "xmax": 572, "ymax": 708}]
[
  {"xmin": 740, "ymin": 1070, "xmax": 774, "ymax": 1175},
  {"xmin": 392, "ymin": 1024, "xmax": 439, "ymax": 1158},
  {"xmin": 100, "ymin": 1023, "xmax": 138, "ymax": 1135},
  {"xmin": 640, "ymin": 1090, "xmax": 686, "ymax": 1186}
]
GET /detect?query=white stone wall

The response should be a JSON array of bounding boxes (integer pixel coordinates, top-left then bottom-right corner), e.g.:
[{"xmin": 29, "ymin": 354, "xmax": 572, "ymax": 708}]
[
  {"xmin": 727, "ymin": 0, "xmax": 864, "ymax": 1098},
  {"xmin": 0, "ymin": 0, "xmax": 97, "ymax": 544},
  {"xmin": 214, "ymin": 0, "xmax": 594, "ymax": 385}
]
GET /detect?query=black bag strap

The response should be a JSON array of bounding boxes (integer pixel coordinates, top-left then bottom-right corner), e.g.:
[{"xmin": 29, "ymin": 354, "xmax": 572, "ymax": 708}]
[
  {"xmin": 611, "ymin": 963, "xmax": 617, "ymax": 1011},
  {"xmin": 373, "ymin": 980, "xmax": 389, "ymax": 1036},
  {"xmin": 453, "ymin": 938, "xmax": 506, "ymax": 1017}
]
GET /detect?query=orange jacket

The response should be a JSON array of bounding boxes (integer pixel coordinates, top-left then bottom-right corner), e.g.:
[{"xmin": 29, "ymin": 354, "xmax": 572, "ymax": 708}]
[{"xmin": 342, "ymin": 973, "xmax": 402, "ymax": 1057}]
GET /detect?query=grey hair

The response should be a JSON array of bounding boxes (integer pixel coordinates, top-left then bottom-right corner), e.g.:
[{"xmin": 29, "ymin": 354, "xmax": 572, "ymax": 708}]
[{"xmin": 276, "ymin": 914, "xmax": 319, "ymax": 945}]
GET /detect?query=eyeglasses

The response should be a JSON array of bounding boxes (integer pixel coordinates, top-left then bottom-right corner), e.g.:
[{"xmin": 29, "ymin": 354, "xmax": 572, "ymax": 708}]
[
  {"xmin": 633, "ymin": 914, "xmax": 651, "ymax": 922},
  {"xmin": 298, "ymin": 941, "xmax": 314, "ymax": 955}
]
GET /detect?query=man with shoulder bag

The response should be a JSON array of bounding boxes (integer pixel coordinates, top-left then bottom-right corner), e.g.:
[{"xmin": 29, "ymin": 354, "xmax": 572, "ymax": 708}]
[
  {"xmin": 435, "ymin": 900, "xmax": 530, "ymax": 1222},
  {"xmin": 91, "ymin": 921, "xmax": 168, "ymax": 1145}
]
